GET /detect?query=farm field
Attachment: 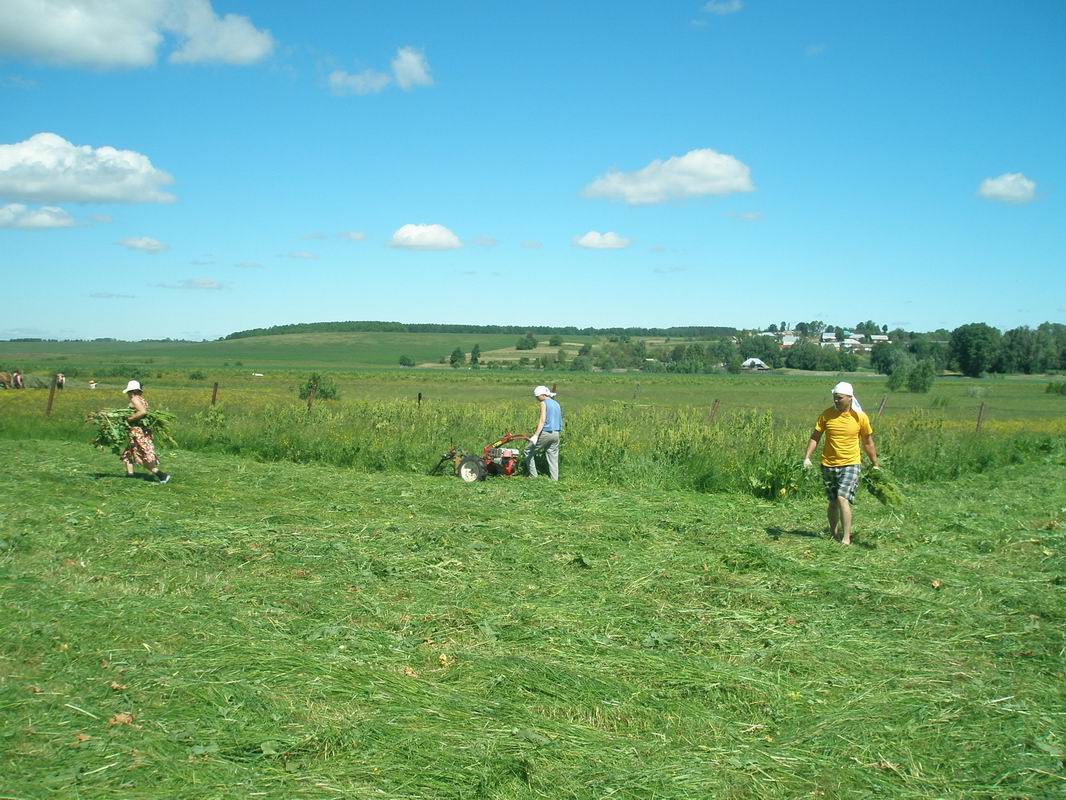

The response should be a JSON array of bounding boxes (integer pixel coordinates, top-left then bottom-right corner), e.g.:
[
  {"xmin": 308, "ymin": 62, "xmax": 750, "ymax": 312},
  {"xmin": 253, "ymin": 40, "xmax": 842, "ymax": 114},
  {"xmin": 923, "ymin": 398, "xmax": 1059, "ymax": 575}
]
[
  {"xmin": 0, "ymin": 332, "xmax": 596, "ymax": 373},
  {"xmin": 2, "ymin": 441, "xmax": 1064, "ymax": 798}
]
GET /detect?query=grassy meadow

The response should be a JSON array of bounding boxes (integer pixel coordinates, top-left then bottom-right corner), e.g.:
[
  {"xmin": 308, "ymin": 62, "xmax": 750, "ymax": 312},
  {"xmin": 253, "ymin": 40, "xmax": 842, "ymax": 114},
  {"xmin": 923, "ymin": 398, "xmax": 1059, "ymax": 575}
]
[{"xmin": 2, "ymin": 334, "xmax": 1065, "ymax": 797}]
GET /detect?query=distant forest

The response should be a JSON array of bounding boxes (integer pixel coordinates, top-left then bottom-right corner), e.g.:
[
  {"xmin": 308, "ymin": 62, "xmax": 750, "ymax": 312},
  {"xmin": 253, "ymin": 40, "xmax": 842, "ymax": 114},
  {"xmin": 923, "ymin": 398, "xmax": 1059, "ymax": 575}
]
[{"xmin": 222, "ymin": 321, "xmax": 738, "ymax": 340}]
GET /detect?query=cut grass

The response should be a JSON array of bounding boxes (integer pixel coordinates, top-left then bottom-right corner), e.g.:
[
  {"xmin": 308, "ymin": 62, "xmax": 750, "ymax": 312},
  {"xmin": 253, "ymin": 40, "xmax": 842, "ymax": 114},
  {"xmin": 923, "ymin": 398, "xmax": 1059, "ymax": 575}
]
[{"xmin": 1, "ymin": 441, "xmax": 1064, "ymax": 798}]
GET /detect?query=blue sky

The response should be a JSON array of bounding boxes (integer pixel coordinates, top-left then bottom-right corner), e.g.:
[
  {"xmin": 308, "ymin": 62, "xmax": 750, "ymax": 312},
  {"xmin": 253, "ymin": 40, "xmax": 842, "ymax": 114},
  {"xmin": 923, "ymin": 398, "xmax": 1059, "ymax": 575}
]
[{"xmin": 1, "ymin": 0, "xmax": 1063, "ymax": 340}]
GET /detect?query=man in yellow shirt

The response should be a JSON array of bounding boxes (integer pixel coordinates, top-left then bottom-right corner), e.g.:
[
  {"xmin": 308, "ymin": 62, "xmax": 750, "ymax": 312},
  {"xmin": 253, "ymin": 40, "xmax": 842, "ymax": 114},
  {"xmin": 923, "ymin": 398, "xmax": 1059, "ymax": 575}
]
[{"xmin": 803, "ymin": 381, "xmax": 880, "ymax": 545}]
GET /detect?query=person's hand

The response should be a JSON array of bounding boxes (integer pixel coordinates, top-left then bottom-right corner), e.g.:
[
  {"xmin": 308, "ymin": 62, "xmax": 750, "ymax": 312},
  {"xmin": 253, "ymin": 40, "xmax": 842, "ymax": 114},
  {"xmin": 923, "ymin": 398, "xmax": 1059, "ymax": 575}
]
[
  {"xmin": 529, "ymin": 434, "xmax": 538, "ymax": 446},
  {"xmin": 802, "ymin": 457, "xmax": 812, "ymax": 470}
]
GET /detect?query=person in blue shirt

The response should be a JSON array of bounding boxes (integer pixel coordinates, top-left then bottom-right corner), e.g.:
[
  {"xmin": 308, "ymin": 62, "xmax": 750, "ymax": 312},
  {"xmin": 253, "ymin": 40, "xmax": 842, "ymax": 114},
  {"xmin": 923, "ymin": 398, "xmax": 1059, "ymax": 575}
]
[{"xmin": 526, "ymin": 385, "xmax": 562, "ymax": 480}]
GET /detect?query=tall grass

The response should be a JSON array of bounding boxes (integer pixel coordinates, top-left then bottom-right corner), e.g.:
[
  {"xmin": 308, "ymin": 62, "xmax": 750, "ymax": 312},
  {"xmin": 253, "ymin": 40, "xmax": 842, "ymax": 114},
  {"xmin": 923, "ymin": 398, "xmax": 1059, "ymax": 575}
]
[{"xmin": 4, "ymin": 390, "xmax": 1062, "ymax": 497}]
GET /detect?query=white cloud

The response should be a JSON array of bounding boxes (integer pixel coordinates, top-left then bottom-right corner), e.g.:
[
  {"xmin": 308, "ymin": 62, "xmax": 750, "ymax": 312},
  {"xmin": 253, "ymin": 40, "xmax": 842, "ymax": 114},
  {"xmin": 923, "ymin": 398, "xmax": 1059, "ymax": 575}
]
[
  {"xmin": 0, "ymin": 202, "xmax": 73, "ymax": 228},
  {"xmin": 0, "ymin": 75, "xmax": 37, "ymax": 89},
  {"xmin": 704, "ymin": 0, "xmax": 743, "ymax": 15},
  {"xmin": 725, "ymin": 210, "xmax": 763, "ymax": 221},
  {"xmin": 159, "ymin": 278, "xmax": 224, "ymax": 290},
  {"xmin": 287, "ymin": 250, "xmax": 318, "ymax": 260},
  {"xmin": 574, "ymin": 231, "xmax": 630, "ymax": 249},
  {"xmin": 329, "ymin": 68, "xmax": 391, "ymax": 96},
  {"xmin": 583, "ymin": 148, "xmax": 754, "ymax": 205},
  {"xmin": 0, "ymin": 0, "xmax": 273, "ymax": 69},
  {"xmin": 391, "ymin": 223, "xmax": 461, "ymax": 250},
  {"xmin": 339, "ymin": 230, "xmax": 365, "ymax": 241},
  {"xmin": 234, "ymin": 260, "xmax": 262, "ymax": 269},
  {"xmin": 90, "ymin": 213, "xmax": 112, "ymax": 224},
  {"xmin": 303, "ymin": 231, "xmax": 327, "ymax": 240},
  {"xmin": 0, "ymin": 132, "xmax": 175, "ymax": 203},
  {"xmin": 167, "ymin": 0, "xmax": 274, "ymax": 65},
  {"xmin": 329, "ymin": 45, "xmax": 432, "ymax": 96},
  {"xmin": 90, "ymin": 291, "xmax": 136, "ymax": 299},
  {"xmin": 978, "ymin": 172, "xmax": 1036, "ymax": 204},
  {"xmin": 391, "ymin": 46, "xmax": 432, "ymax": 90},
  {"xmin": 120, "ymin": 236, "xmax": 168, "ymax": 253},
  {"xmin": 471, "ymin": 235, "xmax": 497, "ymax": 247}
]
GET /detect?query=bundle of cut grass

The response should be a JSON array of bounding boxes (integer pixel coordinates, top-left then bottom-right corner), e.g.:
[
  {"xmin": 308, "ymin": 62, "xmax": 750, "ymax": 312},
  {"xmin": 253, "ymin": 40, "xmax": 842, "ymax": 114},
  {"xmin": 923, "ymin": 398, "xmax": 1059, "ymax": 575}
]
[
  {"xmin": 86, "ymin": 408, "xmax": 178, "ymax": 455},
  {"xmin": 863, "ymin": 467, "xmax": 903, "ymax": 506}
]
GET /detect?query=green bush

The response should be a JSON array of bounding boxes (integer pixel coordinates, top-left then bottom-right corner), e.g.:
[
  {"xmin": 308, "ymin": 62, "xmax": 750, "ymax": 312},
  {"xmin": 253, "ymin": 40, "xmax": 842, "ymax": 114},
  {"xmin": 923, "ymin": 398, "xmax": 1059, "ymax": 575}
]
[
  {"xmin": 189, "ymin": 370, "xmax": 207, "ymax": 381},
  {"xmin": 298, "ymin": 372, "xmax": 339, "ymax": 401}
]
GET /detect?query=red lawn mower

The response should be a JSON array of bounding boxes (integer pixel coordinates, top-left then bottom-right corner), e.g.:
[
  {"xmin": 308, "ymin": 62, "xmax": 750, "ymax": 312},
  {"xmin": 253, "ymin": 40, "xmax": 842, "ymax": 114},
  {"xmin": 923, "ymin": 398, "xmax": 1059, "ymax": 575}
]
[{"xmin": 430, "ymin": 432, "xmax": 532, "ymax": 482}]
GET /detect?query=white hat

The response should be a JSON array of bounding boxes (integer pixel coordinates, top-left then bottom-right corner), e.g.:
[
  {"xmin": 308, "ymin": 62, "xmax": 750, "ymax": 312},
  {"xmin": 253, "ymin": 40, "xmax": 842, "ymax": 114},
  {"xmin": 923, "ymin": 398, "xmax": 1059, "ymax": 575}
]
[
  {"xmin": 123, "ymin": 380, "xmax": 142, "ymax": 393},
  {"xmin": 533, "ymin": 385, "xmax": 556, "ymax": 398},
  {"xmin": 831, "ymin": 381, "xmax": 863, "ymax": 413}
]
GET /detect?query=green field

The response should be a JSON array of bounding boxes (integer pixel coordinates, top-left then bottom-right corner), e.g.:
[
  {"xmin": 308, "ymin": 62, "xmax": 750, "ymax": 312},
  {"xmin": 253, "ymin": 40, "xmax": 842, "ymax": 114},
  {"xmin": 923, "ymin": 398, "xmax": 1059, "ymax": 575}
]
[
  {"xmin": 2, "ymin": 334, "xmax": 1065, "ymax": 797},
  {"xmin": 2, "ymin": 442, "xmax": 1064, "ymax": 798},
  {"xmin": 0, "ymin": 331, "xmax": 593, "ymax": 373}
]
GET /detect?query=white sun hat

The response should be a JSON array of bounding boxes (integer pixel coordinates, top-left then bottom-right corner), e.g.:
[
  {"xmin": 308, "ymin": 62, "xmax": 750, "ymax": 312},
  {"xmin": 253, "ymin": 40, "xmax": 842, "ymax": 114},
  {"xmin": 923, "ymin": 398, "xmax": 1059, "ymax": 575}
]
[
  {"xmin": 533, "ymin": 385, "xmax": 556, "ymax": 398},
  {"xmin": 123, "ymin": 380, "xmax": 142, "ymax": 394},
  {"xmin": 831, "ymin": 381, "xmax": 863, "ymax": 413}
]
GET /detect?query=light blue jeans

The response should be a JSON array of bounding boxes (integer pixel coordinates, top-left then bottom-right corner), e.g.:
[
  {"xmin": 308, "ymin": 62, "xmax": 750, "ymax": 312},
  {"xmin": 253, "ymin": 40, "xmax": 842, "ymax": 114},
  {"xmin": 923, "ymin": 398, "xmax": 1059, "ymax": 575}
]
[{"xmin": 525, "ymin": 431, "xmax": 560, "ymax": 480}]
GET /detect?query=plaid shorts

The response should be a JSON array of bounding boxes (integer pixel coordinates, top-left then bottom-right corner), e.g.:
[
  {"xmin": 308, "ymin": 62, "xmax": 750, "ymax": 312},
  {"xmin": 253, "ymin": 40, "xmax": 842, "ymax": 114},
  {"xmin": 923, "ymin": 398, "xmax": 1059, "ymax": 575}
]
[{"xmin": 821, "ymin": 464, "xmax": 861, "ymax": 503}]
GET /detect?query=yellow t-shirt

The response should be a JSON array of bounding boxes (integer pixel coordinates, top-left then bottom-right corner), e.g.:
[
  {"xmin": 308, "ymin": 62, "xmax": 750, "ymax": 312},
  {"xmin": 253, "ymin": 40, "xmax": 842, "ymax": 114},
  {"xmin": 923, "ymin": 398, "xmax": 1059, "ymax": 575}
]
[{"xmin": 815, "ymin": 407, "xmax": 873, "ymax": 467}]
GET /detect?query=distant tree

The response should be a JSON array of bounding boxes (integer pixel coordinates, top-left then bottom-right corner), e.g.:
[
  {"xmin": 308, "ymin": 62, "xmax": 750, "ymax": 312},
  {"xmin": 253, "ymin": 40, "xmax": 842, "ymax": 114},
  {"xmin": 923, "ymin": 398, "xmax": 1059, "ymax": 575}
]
[
  {"xmin": 570, "ymin": 355, "xmax": 593, "ymax": 372},
  {"xmin": 794, "ymin": 322, "xmax": 810, "ymax": 336},
  {"xmin": 516, "ymin": 333, "xmax": 539, "ymax": 350},
  {"xmin": 449, "ymin": 347, "xmax": 465, "ymax": 368},
  {"xmin": 838, "ymin": 351, "xmax": 859, "ymax": 372},
  {"xmin": 578, "ymin": 342, "xmax": 593, "ymax": 356},
  {"xmin": 950, "ymin": 323, "xmax": 1001, "ymax": 377},
  {"xmin": 768, "ymin": 323, "xmax": 778, "ymax": 333},
  {"xmin": 816, "ymin": 346, "xmax": 840, "ymax": 371},
  {"xmin": 470, "ymin": 344, "xmax": 481, "ymax": 366},
  {"xmin": 556, "ymin": 348, "xmax": 568, "ymax": 366},
  {"xmin": 780, "ymin": 321, "xmax": 788, "ymax": 332},
  {"xmin": 398, "ymin": 355, "xmax": 415, "ymax": 367},
  {"xmin": 907, "ymin": 359, "xmax": 936, "ymax": 392},
  {"xmin": 785, "ymin": 340, "xmax": 821, "ymax": 370},
  {"xmin": 870, "ymin": 343, "xmax": 898, "ymax": 375},
  {"xmin": 549, "ymin": 334, "xmax": 563, "ymax": 347},
  {"xmin": 189, "ymin": 370, "xmax": 207, "ymax": 381}
]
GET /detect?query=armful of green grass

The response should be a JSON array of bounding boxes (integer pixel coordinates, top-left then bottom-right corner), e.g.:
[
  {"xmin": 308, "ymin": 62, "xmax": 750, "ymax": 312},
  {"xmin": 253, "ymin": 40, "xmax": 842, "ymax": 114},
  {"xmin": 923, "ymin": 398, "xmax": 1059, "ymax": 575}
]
[
  {"xmin": 862, "ymin": 468, "xmax": 903, "ymax": 507},
  {"xmin": 86, "ymin": 408, "xmax": 178, "ymax": 455}
]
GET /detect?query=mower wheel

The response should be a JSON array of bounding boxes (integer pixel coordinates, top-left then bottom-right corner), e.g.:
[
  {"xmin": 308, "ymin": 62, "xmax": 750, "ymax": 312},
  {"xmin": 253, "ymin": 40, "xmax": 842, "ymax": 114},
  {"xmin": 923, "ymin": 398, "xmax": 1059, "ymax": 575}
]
[{"xmin": 457, "ymin": 455, "xmax": 486, "ymax": 483}]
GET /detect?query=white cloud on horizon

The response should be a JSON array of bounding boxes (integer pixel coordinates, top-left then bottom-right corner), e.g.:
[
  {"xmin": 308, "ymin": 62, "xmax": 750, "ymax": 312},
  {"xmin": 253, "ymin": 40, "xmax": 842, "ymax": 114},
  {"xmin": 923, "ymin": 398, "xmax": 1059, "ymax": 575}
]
[
  {"xmin": 339, "ymin": 230, "xmax": 365, "ymax": 241},
  {"xmin": 0, "ymin": 0, "xmax": 274, "ymax": 69},
  {"xmin": 0, "ymin": 202, "xmax": 74, "ymax": 228},
  {"xmin": 0, "ymin": 132, "xmax": 175, "ymax": 204},
  {"xmin": 330, "ymin": 45, "xmax": 432, "ymax": 96},
  {"xmin": 978, "ymin": 172, "xmax": 1036, "ymax": 204},
  {"xmin": 391, "ymin": 46, "xmax": 432, "ymax": 90},
  {"xmin": 583, "ymin": 147, "xmax": 754, "ymax": 205},
  {"xmin": 391, "ymin": 223, "xmax": 461, "ymax": 250},
  {"xmin": 703, "ymin": 0, "xmax": 743, "ymax": 15},
  {"xmin": 470, "ymin": 235, "xmax": 498, "ymax": 247},
  {"xmin": 158, "ymin": 278, "xmax": 225, "ymax": 290},
  {"xmin": 329, "ymin": 67, "xmax": 391, "ymax": 96},
  {"xmin": 120, "ymin": 236, "xmax": 168, "ymax": 253},
  {"xmin": 287, "ymin": 250, "xmax": 318, "ymax": 260},
  {"xmin": 574, "ymin": 230, "xmax": 630, "ymax": 249}
]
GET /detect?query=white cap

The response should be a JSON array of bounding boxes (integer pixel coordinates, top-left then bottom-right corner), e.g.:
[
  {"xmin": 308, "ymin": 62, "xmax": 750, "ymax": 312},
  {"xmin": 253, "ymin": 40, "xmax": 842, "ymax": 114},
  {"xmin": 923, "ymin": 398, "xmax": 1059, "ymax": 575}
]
[
  {"xmin": 123, "ymin": 380, "xmax": 141, "ymax": 393},
  {"xmin": 533, "ymin": 385, "xmax": 556, "ymax": 398}
]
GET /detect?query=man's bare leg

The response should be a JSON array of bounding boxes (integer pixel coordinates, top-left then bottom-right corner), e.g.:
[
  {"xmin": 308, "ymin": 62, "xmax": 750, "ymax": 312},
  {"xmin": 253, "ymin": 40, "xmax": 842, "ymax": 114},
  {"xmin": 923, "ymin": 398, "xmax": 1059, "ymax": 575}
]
[
  {"xmin": 837, "ymin": 496, "xmax": 852, "ymax": 545},
  {"xmin": 827, "ymin": 501, "xmax": 839, "ymax": 539}
]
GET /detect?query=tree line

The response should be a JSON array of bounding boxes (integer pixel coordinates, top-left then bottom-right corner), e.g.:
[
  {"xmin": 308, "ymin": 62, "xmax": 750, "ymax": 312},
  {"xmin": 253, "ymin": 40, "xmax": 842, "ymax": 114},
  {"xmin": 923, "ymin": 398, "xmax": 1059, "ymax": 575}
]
[{"xmin": 223, "ymin": 321, "xmax": 737, "ymax": 340}]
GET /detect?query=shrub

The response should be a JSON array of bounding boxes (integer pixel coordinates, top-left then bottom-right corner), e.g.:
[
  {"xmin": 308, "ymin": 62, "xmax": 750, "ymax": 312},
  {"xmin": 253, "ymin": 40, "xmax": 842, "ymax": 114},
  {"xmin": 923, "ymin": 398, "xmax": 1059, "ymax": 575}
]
[
  {"xmin": 1047, "ymin": 381, "xmax": 1066, "ymax": 395},
  {"xmin": 399, "ymin": 355, "xmax": 416, "ymax": 367},
  {"xmin": 189, "ymin": 370, "xmax": 207, "ymax": 381},
  {"xmin": 298, "ymin": 372, "xmax": 339, "ymax": 400},
  {"xmin": 907, "ymin": 359, "xmax": 936, "ymax": 393}
]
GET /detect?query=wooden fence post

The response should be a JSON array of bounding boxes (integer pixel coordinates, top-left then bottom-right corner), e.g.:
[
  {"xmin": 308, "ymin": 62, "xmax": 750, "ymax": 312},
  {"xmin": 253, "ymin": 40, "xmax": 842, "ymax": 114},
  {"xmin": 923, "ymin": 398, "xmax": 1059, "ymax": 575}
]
[
  {"xmin": 306, "ymin": 381, "xmax": 317, "ymax": 414},
  {"xmin": 45, "ymin": 375, "xmax": 58, "ymax": 417},
  {"xmin": 211, "ymin": 382, "xmax": 219, "ymax": 405},
  {"xmin": 551, "ymin": 383, "xmax": 557, "ymax": 395},
  {"xmin": 709, "ymin": 398, "xmax": 720, "ymax": 423},
  {"xmin": 417, "ymin": 391, "xmax": 422, "ymax": 407},
  {"xmin": 976, "ymin": 401, "xmax": 985, "ymax": 433},
  {"xmin": 876, "ymin": 395, "xmax": 887, "ymax": 422}
]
